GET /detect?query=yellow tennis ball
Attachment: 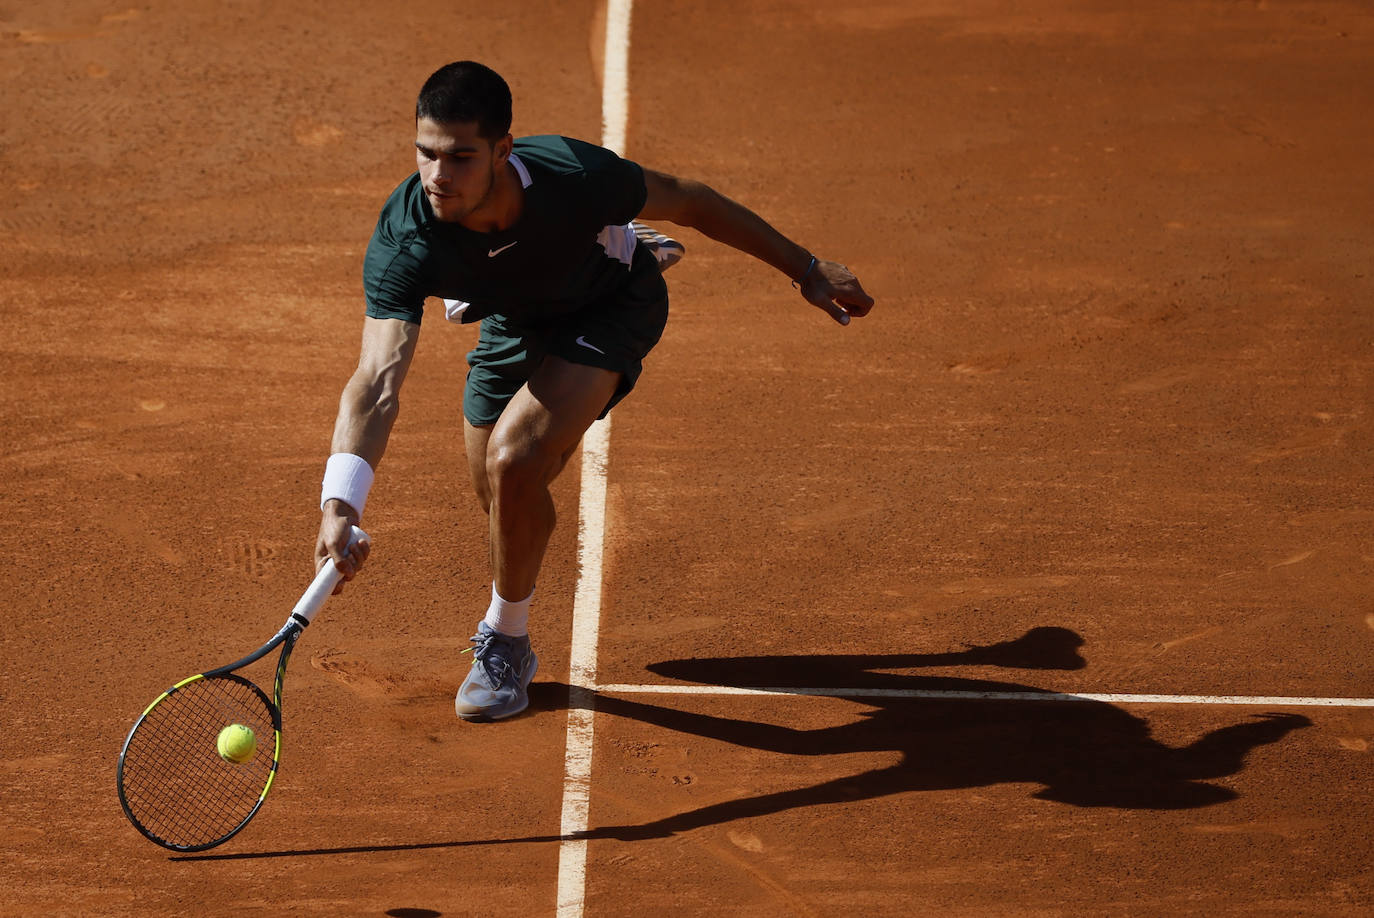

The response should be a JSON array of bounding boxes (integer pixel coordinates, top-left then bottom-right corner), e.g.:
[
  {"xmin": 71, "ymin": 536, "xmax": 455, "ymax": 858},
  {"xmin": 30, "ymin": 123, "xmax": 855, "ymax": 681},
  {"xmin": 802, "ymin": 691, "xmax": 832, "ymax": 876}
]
[{"xmin": 217, "ymin": 724, "xmax": 257, "ymax": 764}]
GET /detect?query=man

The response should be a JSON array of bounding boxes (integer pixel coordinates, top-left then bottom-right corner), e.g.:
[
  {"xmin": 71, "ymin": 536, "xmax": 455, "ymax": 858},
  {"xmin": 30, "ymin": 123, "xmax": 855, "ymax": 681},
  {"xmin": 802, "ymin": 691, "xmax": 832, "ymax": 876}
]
[{"xmin": 315, "ymin": 61, "xmax": 873, "ymax": 721}]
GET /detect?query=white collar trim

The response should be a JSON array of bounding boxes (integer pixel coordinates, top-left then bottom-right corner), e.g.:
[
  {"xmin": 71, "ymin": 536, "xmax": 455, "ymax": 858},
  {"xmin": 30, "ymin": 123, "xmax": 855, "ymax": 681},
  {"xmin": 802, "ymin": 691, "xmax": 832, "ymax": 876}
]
[{"xmin": 509, "ymin": 153, "xmax": 532, "ymax": 189}]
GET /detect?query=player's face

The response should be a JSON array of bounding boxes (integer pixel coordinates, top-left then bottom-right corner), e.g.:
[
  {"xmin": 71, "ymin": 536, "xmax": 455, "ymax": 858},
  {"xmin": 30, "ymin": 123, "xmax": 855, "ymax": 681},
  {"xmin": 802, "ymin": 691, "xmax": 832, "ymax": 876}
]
[{"xmin": 414, "ymin": 117, "xmax": 511, "ymax": 224}]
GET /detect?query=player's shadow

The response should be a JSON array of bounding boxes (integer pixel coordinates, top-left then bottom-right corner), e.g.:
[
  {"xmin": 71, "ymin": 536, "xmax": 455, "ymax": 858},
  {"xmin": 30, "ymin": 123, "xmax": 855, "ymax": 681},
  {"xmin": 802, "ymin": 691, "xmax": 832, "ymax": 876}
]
[
  {"xmin": 566, "ymin": 626, "xmax": 1311, "ymax": 840},
  {"xmin": 174, "ymin": 628, "xmax": 1310, "ymax": 861}
]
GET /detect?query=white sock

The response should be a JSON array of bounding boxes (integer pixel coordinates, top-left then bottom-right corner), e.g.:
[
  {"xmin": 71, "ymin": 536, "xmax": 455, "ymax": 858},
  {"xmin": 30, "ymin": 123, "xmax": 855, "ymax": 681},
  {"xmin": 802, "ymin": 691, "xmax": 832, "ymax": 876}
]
[{"xmin": 483, "ymin": 582, "xmax": 532, "ymax": 637}]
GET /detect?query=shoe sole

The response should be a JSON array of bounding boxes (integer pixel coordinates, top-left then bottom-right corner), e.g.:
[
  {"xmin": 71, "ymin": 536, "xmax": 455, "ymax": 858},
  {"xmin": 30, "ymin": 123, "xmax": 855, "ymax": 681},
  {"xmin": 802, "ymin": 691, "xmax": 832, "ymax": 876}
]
[
  {"xmin": 455, "ymin": 653, "xmax": 539, "ymax": 722},
  {"xmin": 656, "ymin": 243, "xmax": 684, "ymax": 272}
]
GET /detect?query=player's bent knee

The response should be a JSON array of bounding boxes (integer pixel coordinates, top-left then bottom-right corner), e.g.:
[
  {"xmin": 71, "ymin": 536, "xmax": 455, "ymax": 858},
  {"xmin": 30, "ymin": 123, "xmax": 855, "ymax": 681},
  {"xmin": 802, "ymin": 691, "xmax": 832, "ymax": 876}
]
[{"xmin": 486, "ymin": 437, "xmax": 560, "ymax": 495}]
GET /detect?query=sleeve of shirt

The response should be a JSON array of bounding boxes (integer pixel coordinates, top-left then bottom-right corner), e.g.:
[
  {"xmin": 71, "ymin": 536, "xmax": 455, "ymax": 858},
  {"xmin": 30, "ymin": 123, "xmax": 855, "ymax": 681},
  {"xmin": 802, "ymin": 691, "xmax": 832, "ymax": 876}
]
[
  {"xmin": 362, "ymin": 222, "xmax": 428, "ymax": 324},
  {"xmin": 564, "ymin": 137, "xmax": 648, "ymax": 227},
  {"xmin": 596, "ymin": 154, "xmax": 647, "ymax": 226}
]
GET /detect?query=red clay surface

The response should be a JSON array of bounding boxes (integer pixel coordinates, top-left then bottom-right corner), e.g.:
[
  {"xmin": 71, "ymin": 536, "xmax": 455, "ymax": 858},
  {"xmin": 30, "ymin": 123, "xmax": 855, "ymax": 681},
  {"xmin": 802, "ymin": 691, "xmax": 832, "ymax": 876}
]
[{"xmin": 2, "ymin": 1, "xmax": 1372, "ymax": 915}]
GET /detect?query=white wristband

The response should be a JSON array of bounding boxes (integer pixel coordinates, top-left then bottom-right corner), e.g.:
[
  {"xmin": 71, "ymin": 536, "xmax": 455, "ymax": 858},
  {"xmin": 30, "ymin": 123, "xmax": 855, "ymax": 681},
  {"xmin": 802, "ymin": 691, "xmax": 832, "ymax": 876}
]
[{"xmin": 320, "ymin": 453, "xmax": 375, "ymax": 519}]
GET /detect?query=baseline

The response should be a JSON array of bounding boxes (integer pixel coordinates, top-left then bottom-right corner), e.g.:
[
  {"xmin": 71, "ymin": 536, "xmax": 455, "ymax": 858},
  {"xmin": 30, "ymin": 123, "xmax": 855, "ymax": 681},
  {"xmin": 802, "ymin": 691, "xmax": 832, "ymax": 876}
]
[{"xmin": 597, "ymin": 684, "xmax": 1374, "ymax": 707}]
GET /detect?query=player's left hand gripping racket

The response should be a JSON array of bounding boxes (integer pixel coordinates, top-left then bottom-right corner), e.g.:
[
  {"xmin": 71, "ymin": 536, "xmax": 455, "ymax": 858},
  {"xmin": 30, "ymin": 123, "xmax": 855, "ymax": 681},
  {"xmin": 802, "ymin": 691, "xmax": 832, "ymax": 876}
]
[{"xmin": 117, "ymin": 526, "xmax": 368, "ymax": 852}]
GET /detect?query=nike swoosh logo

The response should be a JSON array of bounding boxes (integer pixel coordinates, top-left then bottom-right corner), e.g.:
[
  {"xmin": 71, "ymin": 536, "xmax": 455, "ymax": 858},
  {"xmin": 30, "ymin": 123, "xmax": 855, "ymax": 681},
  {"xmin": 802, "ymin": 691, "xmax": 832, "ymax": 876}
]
[
  {"xmin": 575, "ymin": 335, "xmax": 606, "ymax": 355},
  {"xmin": 488, "ymin": 241, "xmax": 518, "ymax": 257}
]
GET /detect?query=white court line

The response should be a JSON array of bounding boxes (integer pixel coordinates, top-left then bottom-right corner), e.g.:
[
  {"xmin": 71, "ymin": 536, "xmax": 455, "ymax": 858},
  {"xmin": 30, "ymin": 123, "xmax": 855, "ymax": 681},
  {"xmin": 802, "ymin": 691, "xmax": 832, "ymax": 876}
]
[
  {"xmin": 597, "ymin": 684, "xmax": 1374, "ymax": 707},
  {"xmin": 556, "ymin": 2, "xmax": 633, "ymax": 916},
  {"xmin": 599, "ymin": 0, "xmax": 633, "ymax": 160}
]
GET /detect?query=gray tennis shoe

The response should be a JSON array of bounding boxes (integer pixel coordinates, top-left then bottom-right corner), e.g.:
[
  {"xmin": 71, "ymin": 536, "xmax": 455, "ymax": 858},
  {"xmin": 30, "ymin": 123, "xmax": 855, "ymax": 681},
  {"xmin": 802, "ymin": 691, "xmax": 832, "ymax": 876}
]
[
  {"xmin": 632, "ymin": 222, "xmax": 685, "ymax": 272},
  {"xmin": 455, "ymin": 622, "xmax": 539, "ymax": 720}
]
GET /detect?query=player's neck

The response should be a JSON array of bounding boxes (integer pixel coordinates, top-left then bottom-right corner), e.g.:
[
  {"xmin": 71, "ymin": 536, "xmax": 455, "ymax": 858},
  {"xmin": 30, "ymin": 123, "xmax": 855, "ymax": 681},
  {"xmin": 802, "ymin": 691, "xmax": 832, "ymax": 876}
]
[{"xmin": 458, "ymin": 161, "xmax": 524, "ymax": 234}]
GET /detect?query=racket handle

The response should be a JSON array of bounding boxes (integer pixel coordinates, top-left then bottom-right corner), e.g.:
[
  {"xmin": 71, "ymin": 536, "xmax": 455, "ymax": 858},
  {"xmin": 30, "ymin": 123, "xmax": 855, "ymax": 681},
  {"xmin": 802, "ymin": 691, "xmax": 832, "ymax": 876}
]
[{"xmin": 291, "ymin": 525, "xmax": 368, "ymax": 626}]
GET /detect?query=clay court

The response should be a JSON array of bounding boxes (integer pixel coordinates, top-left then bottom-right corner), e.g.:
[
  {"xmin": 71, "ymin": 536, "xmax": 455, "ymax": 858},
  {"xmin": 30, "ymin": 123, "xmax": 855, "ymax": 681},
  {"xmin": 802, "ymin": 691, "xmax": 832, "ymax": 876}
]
[{"xmin": 3, "ymin": 0, "xmax": 1372, "ymax": 915}]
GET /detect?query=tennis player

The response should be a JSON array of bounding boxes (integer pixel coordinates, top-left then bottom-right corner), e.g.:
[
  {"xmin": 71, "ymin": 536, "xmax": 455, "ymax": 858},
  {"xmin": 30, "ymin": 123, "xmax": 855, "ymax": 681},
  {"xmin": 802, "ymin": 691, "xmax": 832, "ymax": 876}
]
[{"xmin": 315, "ymin": 61, "xmax": 873, "ymax": 720}]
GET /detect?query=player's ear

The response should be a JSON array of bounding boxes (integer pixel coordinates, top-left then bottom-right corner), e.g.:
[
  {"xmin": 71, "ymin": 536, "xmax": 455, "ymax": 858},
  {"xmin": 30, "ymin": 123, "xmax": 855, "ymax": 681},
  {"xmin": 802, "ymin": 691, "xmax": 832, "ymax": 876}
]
[{"xmin": 493, "ymin": 133, "xmax": 513, "ymax": 163}]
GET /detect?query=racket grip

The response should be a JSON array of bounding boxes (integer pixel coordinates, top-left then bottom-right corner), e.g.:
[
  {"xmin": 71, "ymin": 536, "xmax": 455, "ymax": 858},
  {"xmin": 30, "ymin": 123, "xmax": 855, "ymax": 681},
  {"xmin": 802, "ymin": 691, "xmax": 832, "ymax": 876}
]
[{"xmin": 291, "ymin": 525, "xmax": 368, "ymax": 625}]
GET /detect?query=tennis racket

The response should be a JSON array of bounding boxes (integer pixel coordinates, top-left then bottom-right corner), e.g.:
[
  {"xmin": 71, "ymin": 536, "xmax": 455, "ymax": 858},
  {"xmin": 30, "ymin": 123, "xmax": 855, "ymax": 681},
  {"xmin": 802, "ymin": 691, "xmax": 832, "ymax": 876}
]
[{"xmin": 117, "ymin": 526, "xmax": 368, "ymax": 852}]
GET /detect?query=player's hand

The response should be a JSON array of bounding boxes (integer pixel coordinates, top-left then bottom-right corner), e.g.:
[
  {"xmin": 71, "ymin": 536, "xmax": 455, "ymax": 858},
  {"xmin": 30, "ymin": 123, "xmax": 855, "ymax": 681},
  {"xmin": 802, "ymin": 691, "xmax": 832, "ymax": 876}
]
[
  {"xmin": 316, "ymin": 501, "xmax": 370, "ymax": 594},
  {"xmin": 799, "ymin": 258, "xmax": 874, "ymax": 326}
]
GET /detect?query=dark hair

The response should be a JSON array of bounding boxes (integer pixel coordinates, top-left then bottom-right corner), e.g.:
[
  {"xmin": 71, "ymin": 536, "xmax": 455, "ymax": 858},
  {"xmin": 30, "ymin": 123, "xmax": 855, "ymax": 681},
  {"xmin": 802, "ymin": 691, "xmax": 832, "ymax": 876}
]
[{"xmin": 415, "ymin": 61, "xmax": 513, "ymax": 140}]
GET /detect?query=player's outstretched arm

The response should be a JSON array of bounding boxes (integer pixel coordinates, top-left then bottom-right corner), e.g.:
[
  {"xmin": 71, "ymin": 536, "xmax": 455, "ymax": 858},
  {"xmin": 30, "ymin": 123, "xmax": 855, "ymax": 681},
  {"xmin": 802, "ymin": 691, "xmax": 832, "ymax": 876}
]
[
  {"xmin": 638, "ymin": 167, "xmax": 874, "ymax": 325},
  {"xmin": 315, "ymin": 316, "xmax": 420, "ymax": 590}
]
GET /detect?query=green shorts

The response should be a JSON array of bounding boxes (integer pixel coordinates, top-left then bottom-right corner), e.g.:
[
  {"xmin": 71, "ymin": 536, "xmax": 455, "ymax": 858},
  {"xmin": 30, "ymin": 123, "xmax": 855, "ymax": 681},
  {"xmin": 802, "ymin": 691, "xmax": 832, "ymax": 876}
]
[{"xmin": 463, "ymin": 249, "xmax": 669, "ymax": 427}]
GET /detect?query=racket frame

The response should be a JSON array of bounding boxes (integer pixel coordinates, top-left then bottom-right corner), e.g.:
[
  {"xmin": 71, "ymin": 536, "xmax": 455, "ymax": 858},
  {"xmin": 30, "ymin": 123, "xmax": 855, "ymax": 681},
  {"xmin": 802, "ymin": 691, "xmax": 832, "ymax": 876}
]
[{"xmin": 116, "ymin": 527, "xmax": 365, "ymax": 852}]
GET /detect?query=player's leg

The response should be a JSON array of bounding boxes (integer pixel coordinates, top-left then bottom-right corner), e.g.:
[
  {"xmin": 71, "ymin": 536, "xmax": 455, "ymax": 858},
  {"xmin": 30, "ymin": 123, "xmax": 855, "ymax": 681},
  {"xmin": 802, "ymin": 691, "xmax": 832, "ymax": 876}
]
[
  {"xmin": 464, "ymin": 420, "xmax": 497, "ymax": 513},
  {"xmin": 455, "ymin": 357, "xmax": 619, "ymax": 721},
  {"xmin": 463, "ymin": 419, "xmax": 494, "ymax": 513},
  {"xmin": 461, "ymin": 310, "xmax": 548, "ymax": 517},
  {"xmin": 457, "ymin": 253, "xmax": 668, "ymax": 721},
  {"xmin": 484, "ymin": 242, "xmax": 667, "ymax": 598},
  {"xmin": 463, "ymin": 415, "xmax": 585, "ymax": 517},
  {"xmin": 484, "ymin": 356, "xmax": 620, "ymax": 602}
]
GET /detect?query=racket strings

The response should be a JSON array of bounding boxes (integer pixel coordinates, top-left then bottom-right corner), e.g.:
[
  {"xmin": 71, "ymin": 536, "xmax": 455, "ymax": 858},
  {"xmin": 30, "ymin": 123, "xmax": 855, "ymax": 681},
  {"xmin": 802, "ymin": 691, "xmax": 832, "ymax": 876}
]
[{"xmin": 120, "ymin": 675, "xmax": 277, "ymax": 849}]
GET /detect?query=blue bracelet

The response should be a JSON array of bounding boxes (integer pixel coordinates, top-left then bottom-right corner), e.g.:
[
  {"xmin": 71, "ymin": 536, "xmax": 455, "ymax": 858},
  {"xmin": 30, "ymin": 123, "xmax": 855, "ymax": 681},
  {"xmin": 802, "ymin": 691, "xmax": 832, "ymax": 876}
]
[{"xmin": 792, "ymin": 255, "xmax": 818, "ymax": 289}]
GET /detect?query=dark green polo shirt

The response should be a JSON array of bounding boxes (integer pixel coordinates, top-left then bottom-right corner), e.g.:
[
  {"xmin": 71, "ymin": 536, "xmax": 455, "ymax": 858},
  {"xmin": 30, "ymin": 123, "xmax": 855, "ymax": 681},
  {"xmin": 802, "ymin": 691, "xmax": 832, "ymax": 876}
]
[{"xmin": 362, "ymin": 135, "xmax": 648, "ymax": 325}]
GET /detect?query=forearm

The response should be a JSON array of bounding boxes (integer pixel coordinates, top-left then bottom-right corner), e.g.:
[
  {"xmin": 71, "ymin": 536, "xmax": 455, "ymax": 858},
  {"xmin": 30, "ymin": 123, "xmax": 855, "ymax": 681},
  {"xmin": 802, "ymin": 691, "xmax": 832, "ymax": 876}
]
[
  {"xmin": 672, "ymin": 179, "xmax": 814, "ymax": 282},
  {"xmin": 330, "ymin": 372, "xmax": 400, "ymax": 470},
  {"xmin": 641, "ymin": 168, "xmax": 874, "ymax": 324},
  {"xmin": 320, "ymin": 317, "xmax": 419, "ymax": 527},
  {"xmin": 319, "ymin": 374, "xmax": 397, "ymax": 525},
  {"xmin": 328, "ymin": 316, "xmax": 419, "ymax": 471}
]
